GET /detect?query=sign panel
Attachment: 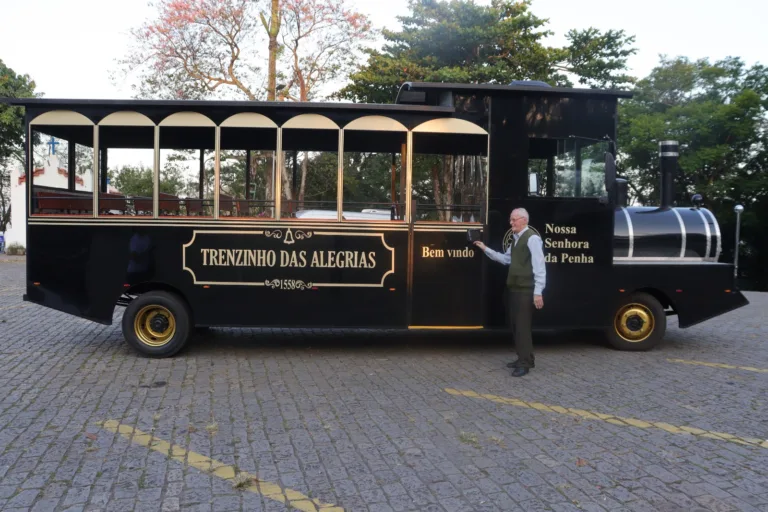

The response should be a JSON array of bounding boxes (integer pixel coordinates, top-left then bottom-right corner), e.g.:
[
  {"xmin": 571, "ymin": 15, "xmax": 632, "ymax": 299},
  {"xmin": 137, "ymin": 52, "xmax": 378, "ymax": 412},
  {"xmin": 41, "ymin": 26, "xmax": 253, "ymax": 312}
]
[
  {"xmin": 182, "ymin": 228, "xmax": 395, "ymax": 289},
  {"xmin": 502, "ymin": 223, "xmax": 596, "ymax": 264}
]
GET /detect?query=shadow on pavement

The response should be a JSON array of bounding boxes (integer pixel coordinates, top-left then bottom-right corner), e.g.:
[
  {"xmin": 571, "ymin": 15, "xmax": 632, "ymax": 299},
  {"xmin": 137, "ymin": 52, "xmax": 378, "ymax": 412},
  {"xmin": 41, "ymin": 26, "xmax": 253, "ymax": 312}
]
[{"xmin": 181, "ymin": 326, "xmax": 612, "ymax": 356}]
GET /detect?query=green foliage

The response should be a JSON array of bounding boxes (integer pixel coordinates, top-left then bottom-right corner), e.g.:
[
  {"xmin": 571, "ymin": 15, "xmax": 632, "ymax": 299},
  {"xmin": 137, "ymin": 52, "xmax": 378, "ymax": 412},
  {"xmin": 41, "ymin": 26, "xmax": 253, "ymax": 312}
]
[
  {"xmin": 110, "ymin": 165, "xmax": 186, "ymax": 197},
  {"xmin": 5, "ymin": 242, "xmax": 25, "ymax": 255},
  {"xmin": 618, "ymin": 55, "xmax": 768, "ymax": 289},
  {"xmin": 336, "ymin": 0, "xmax": 636, "ymax": 103},
  {"xmin": 218, "ymin": 150, "xmax": 274, "ymax": 201},
  {"xmin": 1, "ymin": 59, "xmax": 37, "ymax": 232},
  {"xmin": 0, "ymin": 59, "xmax": 36, "ymax": 161}
]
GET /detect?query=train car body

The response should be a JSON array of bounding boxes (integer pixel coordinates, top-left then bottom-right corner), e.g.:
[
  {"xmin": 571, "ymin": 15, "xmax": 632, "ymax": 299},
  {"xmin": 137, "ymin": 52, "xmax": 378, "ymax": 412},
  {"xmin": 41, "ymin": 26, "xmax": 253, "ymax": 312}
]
[{"xmin": 2, "ymin": 81, "xmax": 748, "ymax": 356}]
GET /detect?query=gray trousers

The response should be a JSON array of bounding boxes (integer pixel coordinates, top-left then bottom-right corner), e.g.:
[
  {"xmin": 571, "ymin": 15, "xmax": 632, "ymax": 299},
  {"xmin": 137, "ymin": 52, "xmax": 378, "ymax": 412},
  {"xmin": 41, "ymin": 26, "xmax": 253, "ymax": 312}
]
[{"xmin": 506, "ymin": 288, "xmax": 535, "ymax": 367}]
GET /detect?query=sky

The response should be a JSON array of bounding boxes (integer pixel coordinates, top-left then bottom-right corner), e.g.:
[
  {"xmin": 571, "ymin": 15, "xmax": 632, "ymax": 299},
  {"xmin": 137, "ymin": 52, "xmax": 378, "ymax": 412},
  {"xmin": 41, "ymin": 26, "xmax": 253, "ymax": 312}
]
[{"xmin": 1, "ymin": 0, "xmax": 766, "ymax": 101}]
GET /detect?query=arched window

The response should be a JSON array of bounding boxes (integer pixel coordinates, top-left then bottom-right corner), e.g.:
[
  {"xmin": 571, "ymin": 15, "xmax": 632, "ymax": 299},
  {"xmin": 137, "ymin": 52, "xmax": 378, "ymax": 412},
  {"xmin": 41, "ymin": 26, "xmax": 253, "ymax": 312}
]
[
  {"xmin": 219, "ymin": 113, "xmax": 278, "ymax": 219},
  {"xmin": 29, "ymin": 111, "xmax": 95, "ymax": 216},
  {"xmin": 97, "ymin": 112, "xmax": 155, "ymax": 216},
  {"xmin": 280, "ymin": 114, "xmax": 340, "ymax": 220},
  {"xmin": 411, "ymin": 118, "xmax": 488, "ymax": 223},
  {"xmin": 342, "ymin": 116, "xmax": 408, "ymax": 222},
  {"xmin": 157, "ymin": 112, "xmax": 216, "ymax": 217}
]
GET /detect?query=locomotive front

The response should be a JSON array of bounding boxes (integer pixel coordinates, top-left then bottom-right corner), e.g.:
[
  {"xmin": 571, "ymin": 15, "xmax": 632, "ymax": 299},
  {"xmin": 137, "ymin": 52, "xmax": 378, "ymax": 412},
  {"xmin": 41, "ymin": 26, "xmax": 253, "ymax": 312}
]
[{"xmin": 604, "ymin": 141, "xmax": 749, "ymax": 350}]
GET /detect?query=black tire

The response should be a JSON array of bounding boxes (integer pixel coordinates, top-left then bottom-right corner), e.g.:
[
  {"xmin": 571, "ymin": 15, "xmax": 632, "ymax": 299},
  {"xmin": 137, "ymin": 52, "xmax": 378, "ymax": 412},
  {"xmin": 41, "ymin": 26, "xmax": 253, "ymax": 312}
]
[
  {"xmin": 605, "ymin": 291, "xmax": 666, "ymax": 351},
  {"xmin": 122, "ymin": 291, "xmax": 192, "ymax": 357}
]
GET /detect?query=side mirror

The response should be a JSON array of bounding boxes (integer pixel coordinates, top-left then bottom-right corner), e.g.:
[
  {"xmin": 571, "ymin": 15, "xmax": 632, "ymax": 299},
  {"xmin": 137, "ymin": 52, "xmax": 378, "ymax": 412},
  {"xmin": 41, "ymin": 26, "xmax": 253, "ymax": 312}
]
[
  {"xmin": 604, "ymin": 151, "xmax": 616, "ymax": 193},
  {"xmin": 528, "ymin": 173, "xmax": 539, "ymax": 195}
]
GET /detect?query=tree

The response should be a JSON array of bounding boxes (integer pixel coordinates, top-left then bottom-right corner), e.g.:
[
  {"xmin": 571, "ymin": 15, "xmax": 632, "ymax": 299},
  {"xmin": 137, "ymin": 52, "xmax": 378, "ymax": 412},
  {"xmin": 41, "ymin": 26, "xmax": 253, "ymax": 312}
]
[
  {"xmin": 111, "ymin": 164, "xmax": 186, "ymax": 197},
  {"xmin": 116, "ymin": 0, "xmax": 264, "ymax": 100},
  {"xmin": 334, "ymin": 0, "xmax": 635, "ymax": 220},
  {"xmin": 617, "ymin": 55, "xmax": 768, "ymax": 289},
  {"xmin": 119, "ymin": 0, "xmax": 374, "ymax": 211},
  {"xmin": 1, "ymin": 59, "xmax": 37, "ymax": 232},
  {"xmin": 278, "ymin": 0, "xmax": 373, "ymax": 102},
  {"xmin": 260, "ymin": 0, "xmax": 281, "ymax": 100},
  {"xmin": 276, "ymin": 0, "xmax": 373, "ymax": 208},
  {"xmin": 336, "ymin": 0, "xmax": 637, "ymax": 104}
]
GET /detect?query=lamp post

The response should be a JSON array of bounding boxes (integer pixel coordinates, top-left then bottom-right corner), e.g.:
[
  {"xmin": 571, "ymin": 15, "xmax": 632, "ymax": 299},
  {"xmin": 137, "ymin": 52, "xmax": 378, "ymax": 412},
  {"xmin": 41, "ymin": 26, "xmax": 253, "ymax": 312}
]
[{"xmin": 733, "ymin": 204, "xmax": 744, "ymax": 280}]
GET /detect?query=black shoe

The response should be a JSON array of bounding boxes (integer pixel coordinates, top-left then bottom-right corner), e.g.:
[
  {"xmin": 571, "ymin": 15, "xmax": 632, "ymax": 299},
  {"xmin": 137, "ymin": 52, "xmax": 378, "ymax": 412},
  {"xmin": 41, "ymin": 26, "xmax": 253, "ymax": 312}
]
[
  {"xmin": 511, "ymin": 367, "xmax": 529, "ymax": 377},
  {"xmin": 506, "ymin": 360, "xmax": 534, "ymax": 369}
]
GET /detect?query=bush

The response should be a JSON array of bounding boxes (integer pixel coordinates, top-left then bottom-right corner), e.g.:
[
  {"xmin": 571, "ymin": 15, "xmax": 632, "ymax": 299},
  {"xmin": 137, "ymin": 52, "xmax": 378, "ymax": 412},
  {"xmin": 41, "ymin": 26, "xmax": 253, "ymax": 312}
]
[{"xmin": 5, "ymin": 242, "xmax": 25, "ymax": 255}]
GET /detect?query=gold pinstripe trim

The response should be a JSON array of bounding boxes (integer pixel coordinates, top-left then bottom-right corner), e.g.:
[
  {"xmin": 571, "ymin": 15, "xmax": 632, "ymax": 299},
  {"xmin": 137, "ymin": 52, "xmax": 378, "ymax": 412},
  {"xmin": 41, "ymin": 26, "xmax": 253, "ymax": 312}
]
[
  {"xmin": 409, "ymin": 326, "xmax": 483, "ymax": 330},
  {"xmin": 414, "ymin": 226, "xmax": 482, "ymax": 232},
  {"xmin": 28, "ymin": 220, "xmax": 411, "ymax": 231},
  {"xmin": 28, "ymin": 220, "xmax": 481, "ymax": 233}
]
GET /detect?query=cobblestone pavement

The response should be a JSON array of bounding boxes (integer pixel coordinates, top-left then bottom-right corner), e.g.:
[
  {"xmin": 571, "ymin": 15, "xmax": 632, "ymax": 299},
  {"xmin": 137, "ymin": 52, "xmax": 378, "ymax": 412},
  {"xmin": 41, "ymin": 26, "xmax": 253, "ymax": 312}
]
[{"xmin": 1, "ymin": 255, "xmax": 767, "ymax": 511}]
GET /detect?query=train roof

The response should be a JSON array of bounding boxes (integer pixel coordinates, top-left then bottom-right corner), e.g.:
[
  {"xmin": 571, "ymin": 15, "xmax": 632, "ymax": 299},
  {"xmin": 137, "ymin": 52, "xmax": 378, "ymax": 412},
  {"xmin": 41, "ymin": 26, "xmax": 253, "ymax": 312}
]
[
  {"xmin": 2, "ymin": 81, "xmax": 632, "ymax": 111},
  {"xmin": 396, "ymin": 81, "xmax": 633, "ymax": 105},
  {"xmin": 0, "ymin": 96, "xmax": 452, "ymax": 114}
]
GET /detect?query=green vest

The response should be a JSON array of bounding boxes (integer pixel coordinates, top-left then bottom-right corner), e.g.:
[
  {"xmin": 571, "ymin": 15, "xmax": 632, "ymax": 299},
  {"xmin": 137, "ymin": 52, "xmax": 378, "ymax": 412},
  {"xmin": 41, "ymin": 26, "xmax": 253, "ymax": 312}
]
[{"xmin": 506, "ymin": 228, "xmax": 535, "ymax": 290}]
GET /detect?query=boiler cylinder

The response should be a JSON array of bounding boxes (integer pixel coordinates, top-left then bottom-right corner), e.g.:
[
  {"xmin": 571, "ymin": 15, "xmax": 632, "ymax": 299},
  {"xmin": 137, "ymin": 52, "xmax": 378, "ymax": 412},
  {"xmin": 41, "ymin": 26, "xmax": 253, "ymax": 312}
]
[{"xmin": 613, "ymin": 206, "xmax": 721, "ymax": 261}]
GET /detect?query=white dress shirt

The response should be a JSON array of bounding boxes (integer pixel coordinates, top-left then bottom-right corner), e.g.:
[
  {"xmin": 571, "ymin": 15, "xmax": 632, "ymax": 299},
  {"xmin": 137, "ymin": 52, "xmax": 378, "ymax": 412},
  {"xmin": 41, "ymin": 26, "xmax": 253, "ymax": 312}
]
[{"xmin": 482, "ymin": 226, "xmax": 546, "ymax": 296}]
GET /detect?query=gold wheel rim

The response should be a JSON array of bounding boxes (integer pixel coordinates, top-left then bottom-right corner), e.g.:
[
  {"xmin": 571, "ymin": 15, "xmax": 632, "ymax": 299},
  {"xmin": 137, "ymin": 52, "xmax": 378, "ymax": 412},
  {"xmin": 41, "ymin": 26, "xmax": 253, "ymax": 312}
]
[
  {"xmin": 134, "ymin": 305, "xmax": 176, "ymax": 347},
  {"xmin": 614, "ymin": 303, "xmax": 654, "ymax": 342}
]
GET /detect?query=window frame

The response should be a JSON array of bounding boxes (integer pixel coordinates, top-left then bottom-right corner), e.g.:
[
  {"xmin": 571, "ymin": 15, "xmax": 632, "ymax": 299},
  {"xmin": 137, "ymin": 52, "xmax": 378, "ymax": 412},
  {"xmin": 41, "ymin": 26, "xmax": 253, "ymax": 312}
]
[
  {"xmin": 28, "ymin": 110, "xmax": 97, "ymax": 217},
  {"xmin": 219, "ymin": 113, "xmax": 279, "ymax": 220},
  {"xmin": 341, "ymin": 115, "xmax": 409, "ymax": 223},
  {"xmin": 24, "ymin": 109, "xmax": 492, "ymax": 225},
  {"xmin": 96, "ymin": 111, "xmax": 156, "ymax": 217},
  {"xmin": 410, "ymin": 117, "xmax": 489, "ymax": 224}
]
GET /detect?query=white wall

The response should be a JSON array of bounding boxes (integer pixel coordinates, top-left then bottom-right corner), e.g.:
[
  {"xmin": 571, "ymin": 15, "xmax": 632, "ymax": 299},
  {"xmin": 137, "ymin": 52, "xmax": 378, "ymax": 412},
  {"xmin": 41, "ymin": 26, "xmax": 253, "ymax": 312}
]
[{"xmin": 5, "ymin": 166, "xmax": 27, "ymax": 248}]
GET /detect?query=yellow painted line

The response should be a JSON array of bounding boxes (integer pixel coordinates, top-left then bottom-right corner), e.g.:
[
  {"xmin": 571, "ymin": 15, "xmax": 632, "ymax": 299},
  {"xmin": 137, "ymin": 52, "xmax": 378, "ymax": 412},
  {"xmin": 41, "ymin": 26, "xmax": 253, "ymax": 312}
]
[
  {"xmin": 99, "ymin": 420, "xmax": 343, "ymax": 511},
  {"xmin": 444, "ymin": 388, "xmax": 768, "ymax": 450},
  {"xmin": 667, "ymin": 358, "xmax": 768, "ymax": 374}
]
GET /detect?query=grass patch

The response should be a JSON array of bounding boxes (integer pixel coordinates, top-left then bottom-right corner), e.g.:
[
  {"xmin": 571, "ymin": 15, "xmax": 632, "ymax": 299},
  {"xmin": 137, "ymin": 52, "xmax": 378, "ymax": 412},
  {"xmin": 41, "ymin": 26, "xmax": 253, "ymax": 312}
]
[
  {"xmin": 232, "ymin": 472, "xmax": 253, "ymax": 489},
  {"xmin": 458, "ymin": 431, "xmax": 479, "ymax": 447},
  {"xmin": 488, "ymin": 435, "xmax": 506, "ymax": 448}
]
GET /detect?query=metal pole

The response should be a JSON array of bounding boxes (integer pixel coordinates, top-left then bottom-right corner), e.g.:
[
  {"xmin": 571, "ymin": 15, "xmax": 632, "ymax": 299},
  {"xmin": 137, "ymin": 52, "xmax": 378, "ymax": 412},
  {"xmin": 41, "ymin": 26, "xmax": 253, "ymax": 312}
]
[{"xmin": 733, "ymin": 204, "xmax": 744, "ymax": 279}]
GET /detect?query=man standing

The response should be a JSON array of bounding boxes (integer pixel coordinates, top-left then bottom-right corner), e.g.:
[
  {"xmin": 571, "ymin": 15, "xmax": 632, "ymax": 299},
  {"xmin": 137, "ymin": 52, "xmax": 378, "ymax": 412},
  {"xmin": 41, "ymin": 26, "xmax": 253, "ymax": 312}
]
[{"xmin": 474, "ymin": 208, "xmax": 545, "ymax": 377}]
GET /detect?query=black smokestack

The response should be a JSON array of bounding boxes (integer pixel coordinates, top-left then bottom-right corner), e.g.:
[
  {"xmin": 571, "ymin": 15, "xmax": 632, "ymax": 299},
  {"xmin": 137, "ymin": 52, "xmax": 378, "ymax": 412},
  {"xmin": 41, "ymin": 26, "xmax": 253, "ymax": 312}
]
[{"xmin": 659, "ymin": 140, "xmax": 678, "ymax": 209}]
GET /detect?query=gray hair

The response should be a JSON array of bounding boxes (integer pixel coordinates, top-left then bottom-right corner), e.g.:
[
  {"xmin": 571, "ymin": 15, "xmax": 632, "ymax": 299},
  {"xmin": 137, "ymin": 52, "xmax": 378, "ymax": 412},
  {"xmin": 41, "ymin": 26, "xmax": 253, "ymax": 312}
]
[{"xmin": 511, "ymin": 207, "xmax": 529, "ymax": 222}]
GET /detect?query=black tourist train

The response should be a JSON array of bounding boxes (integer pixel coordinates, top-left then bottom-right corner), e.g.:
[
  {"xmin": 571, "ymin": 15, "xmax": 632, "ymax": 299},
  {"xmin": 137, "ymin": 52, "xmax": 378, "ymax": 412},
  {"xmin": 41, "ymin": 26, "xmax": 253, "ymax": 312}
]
[{"xmin": 2, "ymin": 81, "xmax": 749, "ymax": 357}]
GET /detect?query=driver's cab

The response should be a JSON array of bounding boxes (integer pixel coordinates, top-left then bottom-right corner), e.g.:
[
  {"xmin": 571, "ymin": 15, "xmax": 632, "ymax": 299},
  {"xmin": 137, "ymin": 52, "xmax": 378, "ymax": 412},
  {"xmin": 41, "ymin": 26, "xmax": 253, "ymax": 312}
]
[
  {"xmin": 396, "ymin": 81, "xmax": 632, "ymax": 328},
  {"xmin": 526, "ymin": 137, "xmax": 627, "ymax": 208}
]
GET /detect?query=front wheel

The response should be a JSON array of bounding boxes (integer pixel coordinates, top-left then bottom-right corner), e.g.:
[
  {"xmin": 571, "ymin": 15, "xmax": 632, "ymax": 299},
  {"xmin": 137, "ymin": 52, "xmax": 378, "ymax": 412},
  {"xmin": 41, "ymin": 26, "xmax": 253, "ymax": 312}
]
[
  {"xmin": 605, "ymin": 292, "xmax": 666, "ymax": 351},
  {"xmin": 122, "ymin": 291, "xmax": 192, "ymax": 357}
]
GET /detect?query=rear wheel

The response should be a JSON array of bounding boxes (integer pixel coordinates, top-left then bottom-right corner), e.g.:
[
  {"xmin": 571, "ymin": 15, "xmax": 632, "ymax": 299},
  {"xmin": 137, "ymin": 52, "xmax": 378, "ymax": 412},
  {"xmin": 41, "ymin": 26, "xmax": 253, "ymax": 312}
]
[
  {"xmin": 605, "ymin": 292, "xmax": 666, "ymax": 351},
  {"xmin": 122, "ymin": 291, "xmax": 192, "ymax": 357}
]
